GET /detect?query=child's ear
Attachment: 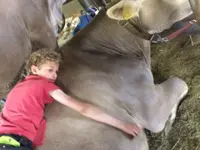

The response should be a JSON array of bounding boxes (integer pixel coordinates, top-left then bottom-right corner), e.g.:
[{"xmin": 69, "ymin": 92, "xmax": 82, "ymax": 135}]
[{"xmin": 31, "ymin": 65, "xmax": 38, "ymax": 74}]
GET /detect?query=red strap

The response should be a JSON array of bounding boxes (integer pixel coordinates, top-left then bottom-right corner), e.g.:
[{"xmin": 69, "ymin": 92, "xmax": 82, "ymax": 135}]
[
  {"xmin": 150, "ymin": 20, "xmax": 197, "ymax": 43},
  {"xmin": 167, "ymin": 20, "xmax": 197, "ymax": 40}
]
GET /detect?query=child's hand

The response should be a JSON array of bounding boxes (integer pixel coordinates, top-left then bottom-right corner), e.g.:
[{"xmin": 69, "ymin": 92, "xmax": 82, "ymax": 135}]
[{"xmin": 121, "ymin": 122, "xmax": 142, "ymax": 137}]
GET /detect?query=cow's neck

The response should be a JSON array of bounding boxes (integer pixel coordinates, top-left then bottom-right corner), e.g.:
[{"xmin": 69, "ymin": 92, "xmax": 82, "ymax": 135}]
[{"xmin": 78, "ymin": 10, "xmax": 145, "ymax": 58}]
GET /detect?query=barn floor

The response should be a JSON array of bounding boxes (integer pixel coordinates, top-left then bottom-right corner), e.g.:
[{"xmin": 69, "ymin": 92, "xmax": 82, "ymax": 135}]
[{"xmin": 149, "ymin": 36, "xmax": 200, "ymax": 150}]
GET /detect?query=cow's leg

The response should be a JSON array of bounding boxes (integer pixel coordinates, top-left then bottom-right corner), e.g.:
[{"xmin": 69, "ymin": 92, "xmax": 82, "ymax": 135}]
[
  {"xmin": 158, "ymin": 77, "xmax": 188, "ymax": 133},
  {"xmin": 164, "ymin": 102, "xmax": 179, "ymax": 136},
  {"xmin": 169, "ymin": 103, "xmax": 179, "ymax": 124},
  {"xmin": 22, "ymin": 1, "xmax": 58, "ymax": 50},
  {"xmin": 146, "ymin": 77, "xmax": 188, "ymax": 133},
  {"xmin": 190, "ymin": 0, "xmax": 200, "ymax": 24},
  {"xmin": 164, "ymin": 82, "xmax": 188, "ymax": 136},
  {"xmin": 0, "ymin": 56, "xmax": 25, "ymax": 100}
]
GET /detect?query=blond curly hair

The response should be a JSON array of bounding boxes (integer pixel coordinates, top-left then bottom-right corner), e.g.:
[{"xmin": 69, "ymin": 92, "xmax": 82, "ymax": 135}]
[{"xmin": 25, "ymin": 48, "xmax": 61, "ymax": 75}]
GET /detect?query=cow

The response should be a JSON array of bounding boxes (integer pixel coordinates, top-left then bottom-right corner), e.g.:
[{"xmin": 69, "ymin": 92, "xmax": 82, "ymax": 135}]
[
  {"xmin": 106, "ymin": 0, "xmax": 199, "ymax": 35},
  {"xmin": 38, "ymin": 10, "xmax": 188, "ymax": 150},
  {"xmin": 0, "ymin": 0, "xmax": 66, "ymax": 99}
]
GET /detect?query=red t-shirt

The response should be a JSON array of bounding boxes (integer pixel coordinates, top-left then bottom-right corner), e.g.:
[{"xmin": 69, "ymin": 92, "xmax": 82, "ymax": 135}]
[{"xmin": 0, "ymin": 75, "xmax": 59, "ymax": 147}]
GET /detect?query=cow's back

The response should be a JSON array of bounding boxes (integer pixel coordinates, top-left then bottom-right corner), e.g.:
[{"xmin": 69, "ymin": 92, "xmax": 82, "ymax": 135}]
[
  {"xmin": 39, "ymin": 10, "xmax": 152, "ymax": 150},
  {"xmin": 40, "ymin": 101, "xmax": 148, "ymax": 150}
]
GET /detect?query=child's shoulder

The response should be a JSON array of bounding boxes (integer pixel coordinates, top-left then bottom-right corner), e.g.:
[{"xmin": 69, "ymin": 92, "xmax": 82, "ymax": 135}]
[
  {"xmin": 23, "ymin": 75, "xmax": 54, "ymax": 86},
  {"xmin": 25, "ymin": 75, "xmax": 48, "ymax": 81}
]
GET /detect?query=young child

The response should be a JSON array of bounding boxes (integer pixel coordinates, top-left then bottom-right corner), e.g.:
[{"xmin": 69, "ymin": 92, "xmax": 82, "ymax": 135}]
[{"xmin": 0, "ymin": 49, "xmax": 141, "ymax": 150}]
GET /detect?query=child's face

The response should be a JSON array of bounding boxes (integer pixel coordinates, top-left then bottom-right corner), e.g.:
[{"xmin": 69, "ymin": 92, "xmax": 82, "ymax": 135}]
[{"xmin": 31, "ymin": 61, "xmax": 59, "ymax": 82}]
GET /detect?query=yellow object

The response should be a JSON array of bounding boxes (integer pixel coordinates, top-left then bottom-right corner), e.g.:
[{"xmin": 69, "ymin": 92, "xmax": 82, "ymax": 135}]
[
  {"xmin": 0, "ymin": 136, "xmax": 20, "ymax": 147},
  {"xmin": 122, "ymin": 6, "xmax": 138, "ymax": 20}
]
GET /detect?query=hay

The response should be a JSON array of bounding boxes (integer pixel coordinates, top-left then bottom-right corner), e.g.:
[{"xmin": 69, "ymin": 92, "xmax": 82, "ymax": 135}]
[{"xmin": 149, "ymin": 36, "xmax": 200, "ymax": 150}]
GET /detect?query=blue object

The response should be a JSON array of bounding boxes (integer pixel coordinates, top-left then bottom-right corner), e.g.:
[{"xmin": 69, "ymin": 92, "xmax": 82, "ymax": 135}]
[
  {"xmin": 72, "ymin": 14, "xmax": 93, "ymax": 36},
  {"xmin": 87, "ymin": 7, "xmax": 97, "ymax": 18},
  {"xmin": 72, "ymin": 6, "xmax": 99, "ymax": 36}
]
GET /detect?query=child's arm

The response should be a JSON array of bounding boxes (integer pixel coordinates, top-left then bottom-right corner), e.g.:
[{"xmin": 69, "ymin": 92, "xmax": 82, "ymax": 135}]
[{"xmin": 49, "ymin": 89, "xmax": 142, "ymax": 137}]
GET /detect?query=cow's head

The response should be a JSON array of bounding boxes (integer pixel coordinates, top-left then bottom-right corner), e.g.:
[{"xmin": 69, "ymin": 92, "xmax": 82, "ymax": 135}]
[
  {"xmin": 108, "ymin": 0, "xmax": 200, "ymax": 24},
  {"xmin": 106, "ymin": 0, "xmax": 145, "ymax": 20}
]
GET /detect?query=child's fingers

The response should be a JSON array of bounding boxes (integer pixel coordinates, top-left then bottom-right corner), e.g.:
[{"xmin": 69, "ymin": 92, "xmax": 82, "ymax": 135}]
[{"xmin": 131, "ymin": 132, "xmax": 137, "ymax": 137}]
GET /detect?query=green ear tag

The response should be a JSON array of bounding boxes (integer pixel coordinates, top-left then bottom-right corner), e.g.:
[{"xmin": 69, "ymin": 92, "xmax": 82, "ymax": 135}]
[{"xmin": 122, "ymin": 6, "xmax": 138, "ymax": 20}]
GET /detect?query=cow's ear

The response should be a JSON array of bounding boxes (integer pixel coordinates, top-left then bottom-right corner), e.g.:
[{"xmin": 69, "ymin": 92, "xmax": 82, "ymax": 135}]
[{"xmin": 106, "ymin": 0, "xmax": 141, "ymax": 20}]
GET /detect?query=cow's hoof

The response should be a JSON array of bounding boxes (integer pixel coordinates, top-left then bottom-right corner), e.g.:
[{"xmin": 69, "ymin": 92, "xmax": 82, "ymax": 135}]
[
  {"xmin": 164, "ymin": 81, "xmax": 188, "ymax": 136},
  {"xmin": 164, "ymin": 119, "xmax": 172, "ymax": 137}
]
